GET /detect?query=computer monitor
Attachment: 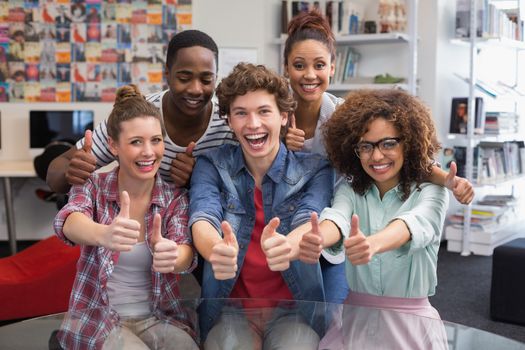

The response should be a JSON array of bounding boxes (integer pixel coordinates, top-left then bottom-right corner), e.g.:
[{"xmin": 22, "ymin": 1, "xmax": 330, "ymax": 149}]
[{"xmin": 29, "ymin": 110, "xmax": 94, "ymax": 149}]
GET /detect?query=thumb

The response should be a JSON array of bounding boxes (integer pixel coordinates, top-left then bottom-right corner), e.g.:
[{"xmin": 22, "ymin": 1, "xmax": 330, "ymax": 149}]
[
  {"xmin": 83, "ymin": 129, "xmax": 93, "ymax": 153},
  {"xmin": 151, "ymin": 213, "xmax": 162, "ymax": 246},
  {"xmin": 289, "ymin": 113, "xmax": 297, "ymax": 129},
  {"xmin": 221, "ymin": 221, "xmax": 237, "ymax": 246},
  {"xmin": 350, "ymin": 214, "xmax": 359, "ymax": 237},
  {"xmin": 119, "ymin": 191, "xmax": 130, "ymax": 219},
  {"xmin": 186, "ymin": 141, "xmax": 196, "ymax": 156},
  {"xmin": 261, "ymin": 217, "xmax": 280, "ymax": 243},
  {"xmin": 310, "ymin": 212, "xmax": 321, "ymax": 237},
  {"xmin": 446, "ymin": 161, "xmax": 457, "ymax": 187}
]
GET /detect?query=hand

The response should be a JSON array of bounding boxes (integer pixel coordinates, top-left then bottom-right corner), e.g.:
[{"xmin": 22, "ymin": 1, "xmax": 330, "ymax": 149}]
[
  {"xmin": 66, "ymin": 129, "xmax": 97, "ymax": 186},
  {"xmin": 299, "ymin": 212, "xmax": 323, "ymax": 264},
  {"xmin": 150, "ymin": 213, "xmax": 179, "ymax": 273},
  {"xmin": 170, "ymin": 142, "xmax": 196, "ymax": 187},
  {"xmin": 101, "ymin": 191, "xmax": 140, "ymax": 251},
  {"xmin": 285, "ymin": 114, "xmax": 305, "ymax": 151},
  {"xmin": 344, "ymin": 214, "xmax": 375, "ymax": 265},
  {"xmin": 261, "ymin": 217, "xmax": 292, "ymax": 271},
  {"xmin": 209, "ymin": 221, "xmax": 239, "ymax": 280},
  {"xmin": 444, "ymin": 162, "xmax": 475, "ymax": 205}
]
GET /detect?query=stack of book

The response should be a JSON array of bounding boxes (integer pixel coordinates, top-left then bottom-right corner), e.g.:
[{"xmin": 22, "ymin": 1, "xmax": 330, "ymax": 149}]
[
  {"xmin": 453, "ymin": 140, "xmax": 525, "ymax": 184},
  {"xmin": 484, "ymin": 112, "xmax": 520, "ymax": 135},
  {"xmin": 445, "ymin": 195, "xmax": 523, "ymax": 255}
]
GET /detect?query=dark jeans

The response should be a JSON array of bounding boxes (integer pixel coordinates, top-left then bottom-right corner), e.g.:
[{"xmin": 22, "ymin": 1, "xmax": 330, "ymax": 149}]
[{"xmin": 320, "ymin": 256, "xmax": 349, "ymax": 304}]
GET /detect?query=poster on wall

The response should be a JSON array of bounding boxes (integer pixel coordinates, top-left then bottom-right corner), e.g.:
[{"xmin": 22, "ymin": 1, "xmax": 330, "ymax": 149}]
[{"xmin": 0, "ymin": 0, "xmax": 192, "ymax": 103}]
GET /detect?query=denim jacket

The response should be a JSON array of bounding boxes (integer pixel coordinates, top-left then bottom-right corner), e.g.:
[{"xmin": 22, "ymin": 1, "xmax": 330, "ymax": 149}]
[{"xmin": 189, "ymin": 143, "xmax": 335, "ymax": 339}]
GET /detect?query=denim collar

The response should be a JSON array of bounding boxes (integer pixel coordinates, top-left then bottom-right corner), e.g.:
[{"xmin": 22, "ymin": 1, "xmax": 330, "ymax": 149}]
[{"xmin": 231, "ymin": 142, "xmax": 288, "ymax": 184}]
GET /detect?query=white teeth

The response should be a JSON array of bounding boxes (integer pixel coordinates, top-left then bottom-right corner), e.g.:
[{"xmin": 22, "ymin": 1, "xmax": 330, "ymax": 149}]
[
  {"xmin": 302, "ymin": 84, "xmax": 317, "ymax": 90},
  {"xmin": 245, "ymin": 133, "xmax": 266, "ymax": 140},
  {"xmin": 372, "ymin": 164, "xmax": 390, "ymax": 170},
  {"xmin": 137, "ymin": 160, "xmax": 154, "ymax": 166},
  {"xmin": 185, "ymin": 98, "xmax": 200, "ymax": 105}
]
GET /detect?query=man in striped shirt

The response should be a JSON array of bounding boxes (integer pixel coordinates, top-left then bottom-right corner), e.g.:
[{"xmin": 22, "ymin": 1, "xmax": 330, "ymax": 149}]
[{"xmin": 47, "ymin": 30, "xmax": 236, "ymax": 193}]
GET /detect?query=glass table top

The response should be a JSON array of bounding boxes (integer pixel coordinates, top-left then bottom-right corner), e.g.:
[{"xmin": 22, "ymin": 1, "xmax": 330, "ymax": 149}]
[{"xmin": 0, "ymin": 299, "xmax": 523, "ymax": 350}]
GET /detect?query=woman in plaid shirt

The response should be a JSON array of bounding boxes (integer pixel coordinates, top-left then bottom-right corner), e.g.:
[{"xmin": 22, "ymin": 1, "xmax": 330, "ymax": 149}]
[{"xmin": 54, "ymin": 85, "xmax": 198, "ymax": 350}]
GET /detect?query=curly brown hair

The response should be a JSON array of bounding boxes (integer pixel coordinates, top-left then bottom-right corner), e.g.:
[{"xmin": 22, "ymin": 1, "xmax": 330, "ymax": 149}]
[
  {"xmin": 107, "ymin": 84, "xmax": 165, "ymax": 141},
  {"xmin": 323, "ymin": 89, "xmax": 441, "ymax": 200},
  {"xmin": 216, "ymin": 63, "xmax": 296, "ymax": 117},
  {"xmin": 284, "ymin": 10, "xmax": 336, "ymax": 67}
]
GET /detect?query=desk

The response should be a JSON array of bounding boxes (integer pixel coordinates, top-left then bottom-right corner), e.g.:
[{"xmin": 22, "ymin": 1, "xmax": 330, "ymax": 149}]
[
  {"xmin": 0, "ymin": 161, "xmax": 36, "ymax": 255},
  {"xmin": 0, "ymin": 299, "xmax": 523, "ymax": 349}
]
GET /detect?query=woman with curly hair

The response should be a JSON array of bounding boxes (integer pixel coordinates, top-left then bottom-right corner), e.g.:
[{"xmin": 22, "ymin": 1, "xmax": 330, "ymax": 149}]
[
  {"xmin": 299, "ymin": 89, "xmax": 449, "ymax": 349},
  {"xmin": 284, "ymin": 10, "xmax": 473, "ymax": 305}
]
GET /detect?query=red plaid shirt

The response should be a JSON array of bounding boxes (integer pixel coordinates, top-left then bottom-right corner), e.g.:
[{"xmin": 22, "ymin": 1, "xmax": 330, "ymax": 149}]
[{"xmin": 54, "ymin": 167, "xmax": 197, "ymax": 350}]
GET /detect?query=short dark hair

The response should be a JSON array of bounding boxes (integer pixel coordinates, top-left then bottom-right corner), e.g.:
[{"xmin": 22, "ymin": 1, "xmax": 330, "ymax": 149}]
[
  {"xmin": 215, "ymin": 63, "xmax": 296, "ymax": 118},
  {"xmin": 165, "ymin": 30, "xmax": 219, "ymax": 71}
]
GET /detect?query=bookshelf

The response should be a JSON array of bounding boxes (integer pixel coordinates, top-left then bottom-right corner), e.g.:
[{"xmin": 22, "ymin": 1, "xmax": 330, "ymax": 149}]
[
  {"xmin": 277, "ymin": 0, "xmax": 418, "ymax": 95},
  {"xmin": 446, "ymin": 0, "xmax": 525, "ymax": 256}
]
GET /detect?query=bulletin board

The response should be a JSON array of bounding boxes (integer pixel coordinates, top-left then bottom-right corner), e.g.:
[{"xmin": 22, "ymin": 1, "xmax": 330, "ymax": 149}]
[{"xmin": 0, "ymin": 0, "xmax": 192, "ymax": 103}]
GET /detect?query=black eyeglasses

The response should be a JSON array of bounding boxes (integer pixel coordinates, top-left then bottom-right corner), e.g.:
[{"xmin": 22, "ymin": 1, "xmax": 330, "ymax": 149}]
[{"xmin": 354, "ymin": 137, "xmax": 402, "ymax": 159}]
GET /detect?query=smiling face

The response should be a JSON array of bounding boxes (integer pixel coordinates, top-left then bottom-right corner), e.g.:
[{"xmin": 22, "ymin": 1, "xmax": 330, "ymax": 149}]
[
  {"xmin": 227, "ymin": 89, "xmax": 288, "ymax": 176},
  {"xmin": 109, "ymin": 116, "xmax": 164, "ymax": 181},
  {"xmin": 165, "ymin": 46, "xmax": 216, "ymax": 119},
  {"xmin": 359, "ymin": 118, "xmax": 404, "ymax": 196},
  {"xmin": 285, "ymin": 39, "xmax": 334, "ymax": 104}
]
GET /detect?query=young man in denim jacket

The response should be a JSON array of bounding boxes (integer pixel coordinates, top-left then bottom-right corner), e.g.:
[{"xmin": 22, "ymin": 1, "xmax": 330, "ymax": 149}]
[{"xmin": 189, "ymin": 63, "xmax": 334, "ymax": 349}]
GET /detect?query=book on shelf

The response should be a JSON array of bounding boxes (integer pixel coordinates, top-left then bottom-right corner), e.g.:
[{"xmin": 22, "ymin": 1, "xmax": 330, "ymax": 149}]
[
  {"xmin": 281, "ymin": 1, "xmax": 370, "ymax": 37},
  {"xmin": 484, "ymin": 111, "xmax": 520, "ymax": 135},
  {"xmin": 332, "ymin": 46, "xmax": 360, "ymax": 84},
  {"xmin": 452, "ymin": 140, "xmax": 525, "ymax": 183},
  {"xmin": 455, "ymin": 0, "xmax": 522, "ymax": 40},
  {"xmin": 449, "ymin": 97, "xmax": 484, "ymax": 134}
]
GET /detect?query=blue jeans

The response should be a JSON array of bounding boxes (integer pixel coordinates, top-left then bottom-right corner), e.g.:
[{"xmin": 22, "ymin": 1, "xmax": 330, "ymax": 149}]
[{"xmin": 320, "ymin": 256, "xmax": 349, "ymax": 304}]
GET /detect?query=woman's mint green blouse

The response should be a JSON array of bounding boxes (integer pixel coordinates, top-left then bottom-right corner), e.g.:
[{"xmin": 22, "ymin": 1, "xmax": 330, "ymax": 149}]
[{"xmin": 320, "ymin": 181, "xmax": 449, "ymax": 298}]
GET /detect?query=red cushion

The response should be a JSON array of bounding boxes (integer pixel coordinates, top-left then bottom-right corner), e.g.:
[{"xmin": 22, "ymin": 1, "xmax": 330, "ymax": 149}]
[{"xmin": 0, "ymin": 236, "xmax": 80, "ymax": 321}]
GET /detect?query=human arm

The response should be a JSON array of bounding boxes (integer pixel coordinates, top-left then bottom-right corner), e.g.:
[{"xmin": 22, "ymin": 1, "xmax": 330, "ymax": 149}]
[
  {"xmin": 61, "ymin": 190, "xmax": 140, "ymax": 250},
  {"xmin": 189, "ymin": 154, "xmax": 239, "ymax": 279},
  {"xmin": 346, "ymin": 183, "xmax": 449, "ymax": 264},
  {"xmin": 284, "ymin": 114, "xmax": 306, "ymax": 151},
  {"xmin": 191, "ymin": 220, "xmax": 239, "ymax": 280},
  {"xmin": 344, "ymin": 215, "xmax": 410, "ymax": 265},
  {"xmin": 152, "ymin": 189, "xmax": 195, "ymax": 273},
  {"xmin": 47, "ymin": 129, "xmax": 97, "ymax": 193},
  {"xmin": 298, "ymin": 212, "xmax": 342, "ymax": 264},
  {"xmin": 428, "ymin": 161, "xmax": 474, "ymax": 204},
  {"xmin": 279, "ymin": 156, "xmax": 336, "ymax": 261},
  {"xmin": 170, "ymin": 142, "xmax": 196, "ymax": 187}
]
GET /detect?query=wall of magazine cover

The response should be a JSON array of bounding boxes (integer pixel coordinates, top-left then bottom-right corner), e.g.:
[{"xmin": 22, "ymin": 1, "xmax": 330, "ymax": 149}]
[{"xmin": 0, "ymin": 0, "xmax": 192, "ymax": 103}]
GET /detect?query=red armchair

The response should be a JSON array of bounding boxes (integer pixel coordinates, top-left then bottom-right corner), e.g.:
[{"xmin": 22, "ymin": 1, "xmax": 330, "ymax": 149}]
[{"xmin": 0, "ymin": 235, "xmax": 80, "ymax": 321}]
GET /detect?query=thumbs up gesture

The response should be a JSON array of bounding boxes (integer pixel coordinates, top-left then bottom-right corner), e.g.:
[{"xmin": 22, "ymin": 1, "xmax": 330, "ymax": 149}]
[
  {"xmin": 101, "ymin": 191, "xmax": 140, "ymax": 251},
  {"xmin": 299, "ymin": 212, "xmax": 324, "ymax": 264},
  {"xmin": 209, "ymin": 221, "xmax": 239, "ymax": 280},
  {"xmin": 285, "ymin": 113, "xmax": 306, "ymax": 151},
  {"xmin": 261, "ymin": 217, "xmax": 292, "ymax": 271},
  {"xmin": 66, "ymin": 129, "xmax": 97, "ymax": 186},
  {"xmin": 170, "ymin": 141, "xmax": 196, "ymax": 187},
  {"xmin": 150, "ymin": 213, "xmax": 179, "ymax": 273},
  {"xmin": 444, "ymin": 161, "xmax": 475, "ymax": 205},
  {"xmin": 343, "ymin": 214, "xmax": 373, "ymax": 265}
]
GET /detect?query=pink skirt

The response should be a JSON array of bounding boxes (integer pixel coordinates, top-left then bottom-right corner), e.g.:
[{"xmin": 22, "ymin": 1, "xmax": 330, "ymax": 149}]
[{"xmin": 319, "ymin": 292, "xmax": 449, "ymax": 350}]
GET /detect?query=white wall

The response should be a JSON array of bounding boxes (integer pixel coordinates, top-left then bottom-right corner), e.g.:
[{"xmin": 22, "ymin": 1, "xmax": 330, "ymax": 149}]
[{"xmin": 0, "ymin": 0, "xmax": 467, "ymax": 241}]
